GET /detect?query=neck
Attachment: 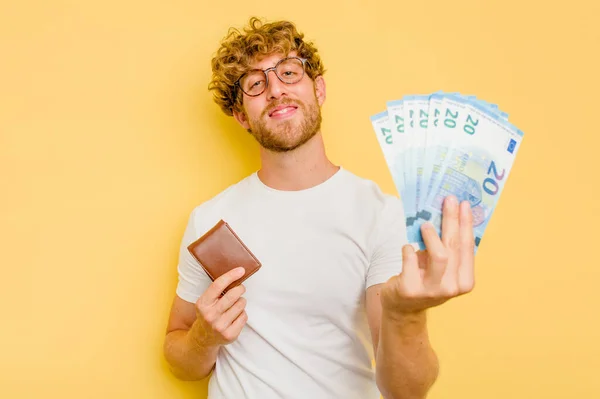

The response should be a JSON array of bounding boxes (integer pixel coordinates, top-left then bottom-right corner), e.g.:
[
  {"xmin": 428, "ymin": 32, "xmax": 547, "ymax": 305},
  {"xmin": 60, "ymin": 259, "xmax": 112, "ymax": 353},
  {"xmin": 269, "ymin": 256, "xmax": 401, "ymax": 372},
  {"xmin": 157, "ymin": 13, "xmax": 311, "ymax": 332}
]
[{"xmin": 256, "ymin": 132, "xmax": 339, "ymax": 191}]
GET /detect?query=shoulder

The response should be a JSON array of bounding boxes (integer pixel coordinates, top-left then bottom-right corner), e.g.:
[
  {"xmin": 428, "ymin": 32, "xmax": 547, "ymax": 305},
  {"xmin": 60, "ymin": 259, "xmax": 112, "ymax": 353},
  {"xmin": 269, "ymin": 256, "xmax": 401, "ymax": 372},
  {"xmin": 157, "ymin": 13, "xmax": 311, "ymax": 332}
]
[
  {"xmin": 338, "ymin": 168, "xmax": 407, "ymax": 244},
  {"xmin": 185, "ymin": 173, "xmax": 256, "ymax": 237},
  {"xmin": 338, "ymin": 167, "xmax": 404, "ymax": 214}
]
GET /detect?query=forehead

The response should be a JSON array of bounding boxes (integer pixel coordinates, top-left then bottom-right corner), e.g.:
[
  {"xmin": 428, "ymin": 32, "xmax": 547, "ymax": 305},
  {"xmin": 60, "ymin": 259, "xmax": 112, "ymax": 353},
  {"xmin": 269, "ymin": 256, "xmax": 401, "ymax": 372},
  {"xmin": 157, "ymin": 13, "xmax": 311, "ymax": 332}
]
[{"xmin": 247, "ymin": 51, "xmax": 298, "ymax": 70}]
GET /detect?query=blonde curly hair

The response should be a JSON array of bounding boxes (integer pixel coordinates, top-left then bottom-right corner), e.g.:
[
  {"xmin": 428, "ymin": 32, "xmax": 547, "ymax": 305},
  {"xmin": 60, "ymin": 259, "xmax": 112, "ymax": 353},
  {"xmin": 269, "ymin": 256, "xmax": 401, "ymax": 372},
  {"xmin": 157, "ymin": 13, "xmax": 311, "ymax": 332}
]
[{"xmin": 208, "ymin": 17, "xmax": 326, "ymax": 116}]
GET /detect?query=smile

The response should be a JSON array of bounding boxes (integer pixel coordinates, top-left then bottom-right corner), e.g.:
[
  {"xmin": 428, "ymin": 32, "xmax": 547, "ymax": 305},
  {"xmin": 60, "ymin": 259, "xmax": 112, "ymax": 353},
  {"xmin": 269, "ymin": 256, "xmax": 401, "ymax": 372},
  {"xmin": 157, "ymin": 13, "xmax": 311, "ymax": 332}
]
[{"xmin": 269, "ymin": 106, "xmax": 298, "ymax": 119}]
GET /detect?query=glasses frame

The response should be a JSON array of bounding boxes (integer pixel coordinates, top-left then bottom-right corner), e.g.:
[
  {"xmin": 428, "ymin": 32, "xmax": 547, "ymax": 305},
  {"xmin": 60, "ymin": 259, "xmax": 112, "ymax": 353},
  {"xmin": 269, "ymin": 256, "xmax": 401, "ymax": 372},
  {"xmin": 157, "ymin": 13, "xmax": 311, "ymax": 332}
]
[{"xmin": 234, "ymin": 56, "xmax": 309, "ymax": 97}]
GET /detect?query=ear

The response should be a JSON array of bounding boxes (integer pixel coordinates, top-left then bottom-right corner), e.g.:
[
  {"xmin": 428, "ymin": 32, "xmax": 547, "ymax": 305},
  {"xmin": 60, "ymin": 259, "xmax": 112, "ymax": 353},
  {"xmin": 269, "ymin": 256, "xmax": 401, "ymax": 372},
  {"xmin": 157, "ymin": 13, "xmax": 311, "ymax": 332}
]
[
  {"xmin": 314, "ymin": 75, "xmax": 326, "ymax": 106},
  {"xmin": 232, "ymin": 106, "xmax": 251, "ymax": 130}
]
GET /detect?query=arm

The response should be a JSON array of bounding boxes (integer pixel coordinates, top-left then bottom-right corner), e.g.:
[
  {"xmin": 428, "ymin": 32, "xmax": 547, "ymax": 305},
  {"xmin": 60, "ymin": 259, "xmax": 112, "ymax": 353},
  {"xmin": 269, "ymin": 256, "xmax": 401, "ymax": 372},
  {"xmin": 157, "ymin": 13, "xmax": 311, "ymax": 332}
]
[
  {"xmin": 367, "ymin": 195, "xmax": 476, "ymax": 399},
  {"xmin": 163, "ymin": 267, "xmax": 249, "ymax": 381},
  {"xmin": 163, "ymin": 295, "xmax": 220, "ymax": 381},
  {"xmin": 367, "ymin": 286, "xmax": 439, "ymax": 399}
]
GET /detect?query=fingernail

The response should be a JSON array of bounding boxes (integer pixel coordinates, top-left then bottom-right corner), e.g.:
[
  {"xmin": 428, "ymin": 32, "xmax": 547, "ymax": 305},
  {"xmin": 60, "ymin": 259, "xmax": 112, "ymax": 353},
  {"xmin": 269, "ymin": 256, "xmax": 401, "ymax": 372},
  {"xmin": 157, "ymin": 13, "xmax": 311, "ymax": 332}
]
[
  {"xmin": 447, "ymin": 195, "xmax": 458, "ymax": 208},
  {"xmin": 402, "ymin": 244, "xmax": 415, "ymax": 257},
  {"xmin": 236, "ymin": 267, "xmax": 246, "ymax": 275}
]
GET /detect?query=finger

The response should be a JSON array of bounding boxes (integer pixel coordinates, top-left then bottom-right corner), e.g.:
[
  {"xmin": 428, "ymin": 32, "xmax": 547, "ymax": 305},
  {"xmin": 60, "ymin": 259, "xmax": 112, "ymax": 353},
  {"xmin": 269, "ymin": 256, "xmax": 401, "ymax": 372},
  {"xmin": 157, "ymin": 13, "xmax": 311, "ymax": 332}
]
[
  {"xmin": 421, "ymin": 222, "xmax": 448, "ymax": 284},
  {"xmin": 416, "ymin": 250, "xmax": 428, "ymax": 270},
  {"xmin": 441, "ymin": 195, "xmax": 461, "ymax": 282},
  {"xmin": 441, "ymin": 195, "xmax": 460, "ymax": 251},
  {"xmin": 223, "ymin": 310, "xmax": 248, "ymax": 342},
  {"xmin": 458, "ymin": 200, "xmax": 476, "ymax": 292},
  {"xmin": 216, "ymin": 284, "xmax": 246, "ymax": 314},
  {"xmin": 202, "ymin": 267, "xmax": 246, "ymax": 305},
  {"xmin": 215, "ymin": 297, "xmax": 247, "ymax": 332},
  {"xmin": 416, "ymin": 250, "xmax": 429, "ymax": 279},
  {"xmin": 400, "ymin": 244, "xmax": 421, "ymax": 283}
]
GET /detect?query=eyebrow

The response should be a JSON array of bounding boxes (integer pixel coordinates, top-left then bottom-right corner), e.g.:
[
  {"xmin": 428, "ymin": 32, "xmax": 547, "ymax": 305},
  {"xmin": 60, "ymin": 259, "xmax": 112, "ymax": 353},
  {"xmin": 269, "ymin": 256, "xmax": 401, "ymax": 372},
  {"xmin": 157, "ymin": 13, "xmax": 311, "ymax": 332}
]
[{"xmin": 247, "ymin": 54, "xmax": 291, "ymax": 71}]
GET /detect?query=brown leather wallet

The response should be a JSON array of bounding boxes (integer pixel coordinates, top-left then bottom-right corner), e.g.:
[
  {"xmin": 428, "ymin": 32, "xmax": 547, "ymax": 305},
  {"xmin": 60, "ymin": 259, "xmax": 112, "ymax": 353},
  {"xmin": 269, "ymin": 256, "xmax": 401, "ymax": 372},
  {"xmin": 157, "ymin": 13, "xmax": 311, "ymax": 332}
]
[{"xmin": 187, "ymin": 219, "xmax": 261, "ymax": 295}]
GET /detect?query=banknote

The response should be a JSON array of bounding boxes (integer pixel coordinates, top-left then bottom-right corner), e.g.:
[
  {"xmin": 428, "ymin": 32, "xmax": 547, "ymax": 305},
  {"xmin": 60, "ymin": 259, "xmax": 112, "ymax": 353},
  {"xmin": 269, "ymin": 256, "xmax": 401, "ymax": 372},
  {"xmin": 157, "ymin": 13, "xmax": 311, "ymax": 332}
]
[
  {"xmin": 370, "ymin": 92, "xmax": 524, "ymax": 253},
  {"xmin": 386, "ymin": 100, "xmax": 413, "ymax": 220},
  {"xmin": 370, "ymin": 110, "xmax": 405, "ymax": 201}
]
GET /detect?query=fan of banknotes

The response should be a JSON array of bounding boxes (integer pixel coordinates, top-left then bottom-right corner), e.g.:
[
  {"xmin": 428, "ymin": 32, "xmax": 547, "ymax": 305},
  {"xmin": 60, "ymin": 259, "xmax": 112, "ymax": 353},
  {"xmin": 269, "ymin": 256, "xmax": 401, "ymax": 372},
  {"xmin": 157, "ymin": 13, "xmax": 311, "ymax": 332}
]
[{"xmin": 370, "ymin": 91, "xmax": 524, "ymax": 253}]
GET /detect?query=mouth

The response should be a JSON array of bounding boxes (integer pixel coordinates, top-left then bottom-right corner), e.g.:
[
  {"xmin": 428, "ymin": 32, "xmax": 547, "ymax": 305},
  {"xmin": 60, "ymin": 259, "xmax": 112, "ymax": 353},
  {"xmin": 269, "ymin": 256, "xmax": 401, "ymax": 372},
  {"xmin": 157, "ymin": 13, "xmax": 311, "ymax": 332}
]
[{"xmin": 268, "ymin": 104, "xmax": 299, "ymax": 119}]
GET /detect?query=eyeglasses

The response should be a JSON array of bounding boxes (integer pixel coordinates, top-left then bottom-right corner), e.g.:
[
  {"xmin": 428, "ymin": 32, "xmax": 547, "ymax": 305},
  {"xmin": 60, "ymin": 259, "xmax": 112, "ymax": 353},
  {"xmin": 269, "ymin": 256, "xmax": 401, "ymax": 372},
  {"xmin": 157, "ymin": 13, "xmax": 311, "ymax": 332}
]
[{"xmin": 235, "ymin": 56, "xmax": 308, "ymax": 97}]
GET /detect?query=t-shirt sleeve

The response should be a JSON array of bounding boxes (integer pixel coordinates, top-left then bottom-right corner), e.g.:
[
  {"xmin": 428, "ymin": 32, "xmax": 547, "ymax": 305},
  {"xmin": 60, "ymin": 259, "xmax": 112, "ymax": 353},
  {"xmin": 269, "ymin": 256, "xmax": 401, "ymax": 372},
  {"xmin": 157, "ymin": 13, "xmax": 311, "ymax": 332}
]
[
  {"xmin": 366, "ymin": 195, "xmax": 408, "ymax": 289},
  {"xmin": 175, "ymin": 208, "xmax": 213, "ymax": 303}
]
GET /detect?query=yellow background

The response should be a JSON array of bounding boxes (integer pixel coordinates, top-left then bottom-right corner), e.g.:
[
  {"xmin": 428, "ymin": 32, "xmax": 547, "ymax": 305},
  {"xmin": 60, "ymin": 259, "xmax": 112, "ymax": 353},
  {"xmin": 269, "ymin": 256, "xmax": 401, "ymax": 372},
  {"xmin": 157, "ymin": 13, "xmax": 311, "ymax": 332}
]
[{"xmin": 1, "ymin": 0, "xmax": 598, "ymax": 398}]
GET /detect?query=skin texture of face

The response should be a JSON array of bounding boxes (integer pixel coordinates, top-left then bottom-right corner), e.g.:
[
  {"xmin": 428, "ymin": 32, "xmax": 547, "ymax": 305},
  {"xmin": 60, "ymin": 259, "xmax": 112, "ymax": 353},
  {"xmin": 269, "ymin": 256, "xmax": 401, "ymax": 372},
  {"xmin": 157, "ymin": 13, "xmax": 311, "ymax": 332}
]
[{"xmin": 233, "ymin": 52, "xmax": 326, "ymax": 153}]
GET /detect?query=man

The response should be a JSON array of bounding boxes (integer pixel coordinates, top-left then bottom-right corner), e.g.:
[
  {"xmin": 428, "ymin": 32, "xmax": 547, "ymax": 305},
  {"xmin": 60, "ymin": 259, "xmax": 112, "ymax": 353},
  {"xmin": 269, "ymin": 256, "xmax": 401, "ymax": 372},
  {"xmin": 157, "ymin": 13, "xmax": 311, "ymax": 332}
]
[{"xmin": 163, "ymin": 17, "xmax": 475, "ymax": 399}]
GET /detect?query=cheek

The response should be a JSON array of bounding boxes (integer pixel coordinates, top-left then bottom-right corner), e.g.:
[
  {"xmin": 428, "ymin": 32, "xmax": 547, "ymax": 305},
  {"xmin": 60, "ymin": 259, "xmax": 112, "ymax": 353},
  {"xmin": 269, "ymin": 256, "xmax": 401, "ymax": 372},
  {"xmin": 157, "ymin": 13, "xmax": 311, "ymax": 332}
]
[
  {"xmin": 299, "ymin": 84, "xmax": 318, "ymax": 102},
  {"xmin": 246, "ymin": 101, "xmax": 267, "ymax": 119}
]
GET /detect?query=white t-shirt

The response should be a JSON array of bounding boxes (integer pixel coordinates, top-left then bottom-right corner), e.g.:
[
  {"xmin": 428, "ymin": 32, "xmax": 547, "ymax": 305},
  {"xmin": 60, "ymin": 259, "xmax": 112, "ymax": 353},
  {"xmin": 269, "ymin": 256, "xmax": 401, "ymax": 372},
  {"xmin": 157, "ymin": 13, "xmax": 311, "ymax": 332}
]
[{"xmin": 175, "ymin": 166, "xmax": 408, "ymax": 399}]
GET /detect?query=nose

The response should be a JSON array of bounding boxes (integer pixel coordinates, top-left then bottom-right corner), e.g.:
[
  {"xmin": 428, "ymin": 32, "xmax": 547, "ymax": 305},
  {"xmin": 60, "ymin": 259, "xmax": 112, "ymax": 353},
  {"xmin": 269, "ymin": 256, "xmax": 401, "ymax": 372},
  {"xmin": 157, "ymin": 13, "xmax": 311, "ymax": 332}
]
[{"xmin": 265, "ymin": 69, "xmax": 288, "ymax": 100}]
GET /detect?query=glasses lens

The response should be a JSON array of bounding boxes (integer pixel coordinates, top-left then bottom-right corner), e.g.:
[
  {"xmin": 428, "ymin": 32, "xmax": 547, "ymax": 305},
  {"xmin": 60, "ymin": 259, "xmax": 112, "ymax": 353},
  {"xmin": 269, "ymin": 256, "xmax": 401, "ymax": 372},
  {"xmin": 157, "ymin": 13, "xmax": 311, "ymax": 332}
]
[
  {"xmin": 238, "ymin": 58, "xmax": 305, "ymax": 96},
  {"xmin": 240, "ymin": 71, "xmax": 266, "ymax": 96},
  {"xmin": 277, "ymin": 58, "xmax": 304, "ymax": 83}
]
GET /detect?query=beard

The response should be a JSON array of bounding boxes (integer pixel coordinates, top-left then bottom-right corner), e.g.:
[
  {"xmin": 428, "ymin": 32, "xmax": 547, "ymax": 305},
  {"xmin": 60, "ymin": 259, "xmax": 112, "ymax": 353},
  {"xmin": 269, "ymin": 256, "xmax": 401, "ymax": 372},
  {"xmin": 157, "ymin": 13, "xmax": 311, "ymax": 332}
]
[{"xmin": 246, "ymin": 95, "xmax": 322, "ymax": 153}]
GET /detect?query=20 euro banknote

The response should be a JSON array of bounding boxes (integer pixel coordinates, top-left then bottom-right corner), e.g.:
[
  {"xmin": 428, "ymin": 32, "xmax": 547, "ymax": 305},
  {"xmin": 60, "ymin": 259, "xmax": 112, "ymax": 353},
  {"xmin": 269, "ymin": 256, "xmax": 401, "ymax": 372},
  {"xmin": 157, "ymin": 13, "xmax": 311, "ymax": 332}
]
[{"xmin": 370, "ymin": 92, "xmax": 524, "ymax": 253}]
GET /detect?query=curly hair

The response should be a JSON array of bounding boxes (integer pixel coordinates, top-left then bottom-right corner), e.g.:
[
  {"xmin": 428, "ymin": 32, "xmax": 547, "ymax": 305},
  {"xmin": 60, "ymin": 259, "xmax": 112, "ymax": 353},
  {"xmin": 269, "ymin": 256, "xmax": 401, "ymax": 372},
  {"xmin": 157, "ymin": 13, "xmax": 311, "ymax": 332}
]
[{"xmin": 208, "ymin": 17, "xmax": 326, "ymax": 116}]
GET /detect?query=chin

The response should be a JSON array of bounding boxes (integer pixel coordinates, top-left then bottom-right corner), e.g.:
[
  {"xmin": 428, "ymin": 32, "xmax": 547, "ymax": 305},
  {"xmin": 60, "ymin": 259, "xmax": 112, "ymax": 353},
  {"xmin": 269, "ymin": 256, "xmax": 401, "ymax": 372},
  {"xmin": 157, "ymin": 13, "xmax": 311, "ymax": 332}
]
[
  {"xmin": 279, "ymin": 130, "xmax": 318, "ymax": 152},
  {"xmin": 249, "ymin": 102, "xmax": 321, "ymax": 153},
  {"xmin": 256, "ymin": 128, "xmax": 316, "ymax": 153}
]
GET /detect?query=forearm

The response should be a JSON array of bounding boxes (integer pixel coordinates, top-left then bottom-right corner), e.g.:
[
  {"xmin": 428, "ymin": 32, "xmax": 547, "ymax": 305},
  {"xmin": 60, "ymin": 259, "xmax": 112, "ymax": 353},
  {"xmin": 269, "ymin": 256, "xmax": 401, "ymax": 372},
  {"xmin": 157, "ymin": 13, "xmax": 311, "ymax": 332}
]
[
  {"xmin": 375, "ymin": 311, "xmax": 439, "ymax": 399},
  {"xmin": 163, "ymin": 323, "xmax": 220, "ymax": 381}
]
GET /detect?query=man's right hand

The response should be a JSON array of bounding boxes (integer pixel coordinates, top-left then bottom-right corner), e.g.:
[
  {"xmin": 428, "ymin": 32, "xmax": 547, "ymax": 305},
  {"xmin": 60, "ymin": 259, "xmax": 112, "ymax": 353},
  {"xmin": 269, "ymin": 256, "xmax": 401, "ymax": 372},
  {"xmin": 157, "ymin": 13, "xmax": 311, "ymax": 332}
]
[{"xmin": 189, "ymin": 267, "xmax": 248, "ymax": 348}]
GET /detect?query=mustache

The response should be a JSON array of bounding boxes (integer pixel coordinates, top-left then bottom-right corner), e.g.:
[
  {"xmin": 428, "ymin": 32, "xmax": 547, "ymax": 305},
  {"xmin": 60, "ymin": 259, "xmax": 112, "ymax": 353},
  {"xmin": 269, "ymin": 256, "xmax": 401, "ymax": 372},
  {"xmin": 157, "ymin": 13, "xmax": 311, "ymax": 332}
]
[{"xmin": 262, "ymin": 99, "xmax": 303, "ymax": 117}]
